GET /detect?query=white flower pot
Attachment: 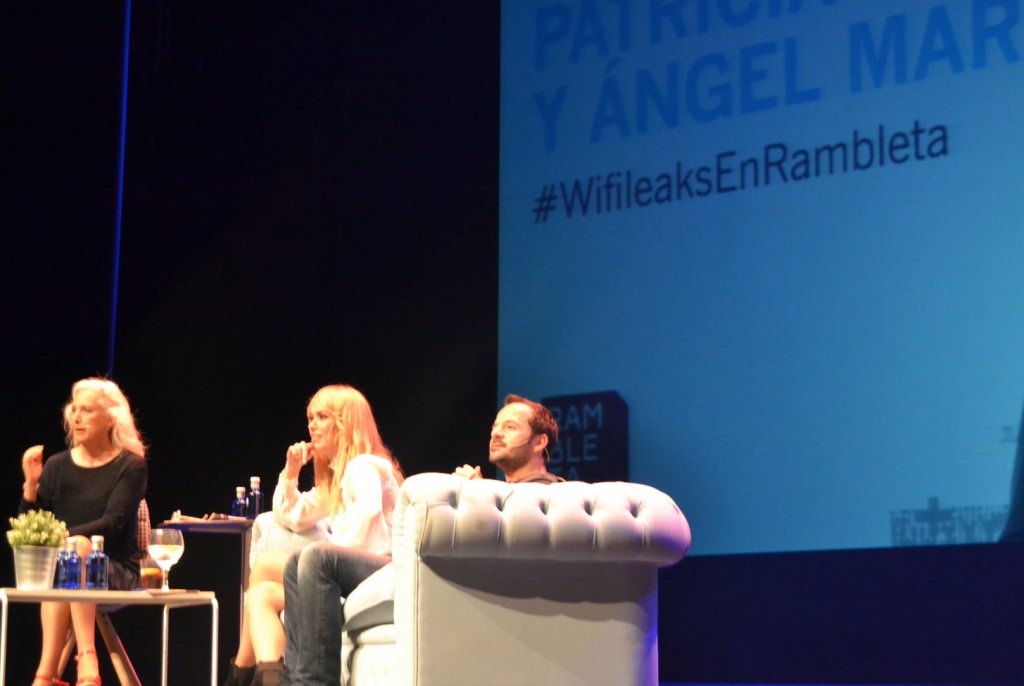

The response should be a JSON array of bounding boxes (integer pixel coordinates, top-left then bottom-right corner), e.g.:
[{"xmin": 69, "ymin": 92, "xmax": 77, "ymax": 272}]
[{"xmin": 12, "ymin": 544, "xmax": 60, "ymax": 590}]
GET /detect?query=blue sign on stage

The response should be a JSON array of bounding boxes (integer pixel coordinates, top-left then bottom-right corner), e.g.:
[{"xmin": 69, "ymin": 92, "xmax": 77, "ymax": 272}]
[{"xmin": 542, "ymin": 391, "xmax": 628, "ymax": 482}]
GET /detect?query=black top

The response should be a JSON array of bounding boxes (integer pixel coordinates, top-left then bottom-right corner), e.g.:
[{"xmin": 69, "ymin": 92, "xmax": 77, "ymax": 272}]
[{"xmin": 20, "ymin": 449, "xmax": 148, "ymax": 572}]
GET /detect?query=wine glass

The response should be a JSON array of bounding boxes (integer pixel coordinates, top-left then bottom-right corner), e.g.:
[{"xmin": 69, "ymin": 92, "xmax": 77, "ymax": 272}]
[{"xmin": 147, "ymin": 528, "xmax": 185, "ymax": 592}]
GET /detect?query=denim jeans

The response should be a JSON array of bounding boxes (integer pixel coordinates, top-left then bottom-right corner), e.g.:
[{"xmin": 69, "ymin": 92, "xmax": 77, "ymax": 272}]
[{"xmin": 281, "ymin": 542, "xmax": 390, "ymax": 686}]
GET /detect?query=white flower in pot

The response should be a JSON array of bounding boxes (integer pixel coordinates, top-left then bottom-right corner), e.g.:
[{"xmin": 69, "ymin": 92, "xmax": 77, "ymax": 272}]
[{"xmin": 8, "ymin": 509, "xmax": 69, "ymax": 589}]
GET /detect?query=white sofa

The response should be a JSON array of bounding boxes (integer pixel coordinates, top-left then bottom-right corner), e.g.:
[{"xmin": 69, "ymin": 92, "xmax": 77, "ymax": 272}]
[{"xmin": 251, "ymin": 473, "xmax": 691, "ymax": 686}]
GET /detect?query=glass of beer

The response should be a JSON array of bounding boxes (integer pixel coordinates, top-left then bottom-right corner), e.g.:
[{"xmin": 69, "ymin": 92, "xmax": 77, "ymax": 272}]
[{"xmin": 139, "ymin": 553, "xmax": 163, "ymax": 590}]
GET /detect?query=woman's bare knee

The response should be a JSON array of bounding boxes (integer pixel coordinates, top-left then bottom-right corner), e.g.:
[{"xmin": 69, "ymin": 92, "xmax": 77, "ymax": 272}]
[
  {"xmin": 247, "ymin": 580, "xmax": 284, "ymax": 611},
  {"xmin": 248, "ymin": 550, "xmax": 289, "ymax": 585}
]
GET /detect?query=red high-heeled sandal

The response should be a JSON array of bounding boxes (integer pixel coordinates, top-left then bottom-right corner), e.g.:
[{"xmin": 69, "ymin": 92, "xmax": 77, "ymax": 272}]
[
  {"xmin": 74, "ymin": 649, "xmax": 101, "ymax": 686},
  {"xmin": 32, "ymin": 675, "xmax": 69, "ymax": 686}
]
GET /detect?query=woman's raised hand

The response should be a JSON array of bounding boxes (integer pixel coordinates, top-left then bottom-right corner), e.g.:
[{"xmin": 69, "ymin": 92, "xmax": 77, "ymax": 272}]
[
  {"xmin": 21, "ymin": 444, "xmax": 44, "ymax": 502},
  {"xmin": 285, "ymin": 441, "xmax": 313, "ymax": 479},
  {"xmin": 22, "ymin": 444, "xmax": 44, "ymax": 483}
]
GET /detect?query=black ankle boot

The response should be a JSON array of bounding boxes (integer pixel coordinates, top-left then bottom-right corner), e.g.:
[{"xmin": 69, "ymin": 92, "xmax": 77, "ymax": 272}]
[
  {"xmin": 222, "ymin": 658, "xmax": 256, "ymax": 686},
  {"xmin": 250, "ymin": 659, "xmax": 285, "ymax": 686}
]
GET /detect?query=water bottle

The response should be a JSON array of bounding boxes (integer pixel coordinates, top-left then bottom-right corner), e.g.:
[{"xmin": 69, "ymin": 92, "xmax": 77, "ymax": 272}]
[
  {"xmin": 56, "ymin": 537, "xmax": 82, "ymax": 589},
  {"xmin": 86, "ymin": 535, "xmax": 109, "ymax": 590},
  {"xmin": 247, "ymin": 476, "xmax": 264, "ymax": 519},
  {"xmin": 230, "ymin": 486, "xmax": 248, "ymax": 517},
  {"xmin": 54, "ymin": 538, "xmax": 68, "ymax": 588}
]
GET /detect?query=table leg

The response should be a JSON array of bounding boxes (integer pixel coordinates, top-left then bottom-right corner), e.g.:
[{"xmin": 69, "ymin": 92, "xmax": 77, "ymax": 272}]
[
  {"xmin": 239, "ymin": 526, "xmax": 251, "ymax": 628},
  {"xmin": 162, "ymin": 603, "xmax": 171, "ymax": 686},
  {"xmin": 1, "ymin": 592, "xmax": 9, "ymax": 686},
  {"xmin": 209, "ymin": 597, "xmax": 220, "ymax": 686}
]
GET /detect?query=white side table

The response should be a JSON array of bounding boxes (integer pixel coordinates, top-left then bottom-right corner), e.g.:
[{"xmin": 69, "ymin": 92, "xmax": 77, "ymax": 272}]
[{"xmin": 0, "ymin": 587, "xmax": 218, "ymax": 686}]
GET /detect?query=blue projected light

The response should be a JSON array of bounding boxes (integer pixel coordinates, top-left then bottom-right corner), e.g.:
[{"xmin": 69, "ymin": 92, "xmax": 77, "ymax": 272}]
[
  {"xmin": 499, "ymin": 1, "xmax": 1024, "ymax": 555},
  {"xmin": 108, "ymin": 0, "xmax": 133, "ymax": 376}
]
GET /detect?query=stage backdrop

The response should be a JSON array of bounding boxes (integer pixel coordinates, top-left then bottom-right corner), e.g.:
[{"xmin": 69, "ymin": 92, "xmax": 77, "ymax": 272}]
[{"xmin": 500, "ymin": 0, "xmax": 1024, "ymax": 555}]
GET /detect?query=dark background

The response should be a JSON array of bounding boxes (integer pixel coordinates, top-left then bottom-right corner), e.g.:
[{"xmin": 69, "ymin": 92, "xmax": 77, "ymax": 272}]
[{"xmin": 3, "ymin": 3, "xmax": 1022, "ymax": 685}]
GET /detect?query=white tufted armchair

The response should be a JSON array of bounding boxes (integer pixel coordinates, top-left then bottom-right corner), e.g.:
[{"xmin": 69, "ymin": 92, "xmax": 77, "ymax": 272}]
[
  {"xmin": 251, "ymin": 473, "xmax": 691, "ymax": 686},
  {"xmin": 345, "ymin": 473, "xmax": 689, "ymax": 686}
]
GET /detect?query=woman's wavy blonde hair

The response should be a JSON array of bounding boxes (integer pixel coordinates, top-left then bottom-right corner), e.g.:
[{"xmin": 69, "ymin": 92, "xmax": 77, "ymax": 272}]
[
  {"xmin": 63, "ymin": 377, "xmax": 146, "ymax": 458},
  {"xmin": 307, "ymin": 384, "xmax": 401, "ymax": 517}
]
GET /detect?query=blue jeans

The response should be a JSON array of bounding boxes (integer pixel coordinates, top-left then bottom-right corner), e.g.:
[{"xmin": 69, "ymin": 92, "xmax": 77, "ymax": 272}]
[{"xmin": 282, "ymin": 542, "xmax": 389, "ymax": 686}]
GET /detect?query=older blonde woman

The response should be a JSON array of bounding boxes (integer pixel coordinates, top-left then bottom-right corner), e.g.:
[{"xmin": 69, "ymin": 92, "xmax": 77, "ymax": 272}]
[
  {"xmin": 20, "ymin": 378, "xmax": 148, "ymax": 686},
  {"xmin": 224, "ymin": 384, "xmax": 402, "ymax": 686}
]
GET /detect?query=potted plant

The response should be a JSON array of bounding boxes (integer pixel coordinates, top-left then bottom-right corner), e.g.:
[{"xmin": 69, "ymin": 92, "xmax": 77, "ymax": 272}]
[{"xmin": 7, "ymin": 509, "xmax": 68, "ymax": 589}]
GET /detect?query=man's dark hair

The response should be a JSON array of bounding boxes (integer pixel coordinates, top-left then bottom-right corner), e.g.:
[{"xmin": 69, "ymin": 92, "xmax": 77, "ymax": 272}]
[{"xmin": 504, "ymin": 394, "xmax": 559, "ymax": 455}]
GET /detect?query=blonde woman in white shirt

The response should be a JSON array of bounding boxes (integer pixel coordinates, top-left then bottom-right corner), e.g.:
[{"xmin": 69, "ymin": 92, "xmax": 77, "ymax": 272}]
[{"xmin": 223, "ymin": 385, "xmax": 402, "ymax": 686}]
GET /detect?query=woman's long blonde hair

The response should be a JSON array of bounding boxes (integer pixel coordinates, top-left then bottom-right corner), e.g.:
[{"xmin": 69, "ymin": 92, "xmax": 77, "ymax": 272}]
[
  {"xmin": 308, "ymin": 384, "xmax": 401, "ymax": 517},
  {"xmin": 63, "ymin": 377, "xmax": 146, "ymax": 458}
]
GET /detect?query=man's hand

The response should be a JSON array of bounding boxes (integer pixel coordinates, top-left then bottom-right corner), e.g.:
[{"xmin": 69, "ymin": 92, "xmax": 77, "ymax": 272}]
[{"xmin": 452, "ymin": 464, "xmax": 483, "ymax": 480}]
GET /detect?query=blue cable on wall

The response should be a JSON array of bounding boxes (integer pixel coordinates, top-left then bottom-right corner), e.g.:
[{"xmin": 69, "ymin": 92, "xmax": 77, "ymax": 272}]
[{"xmin": 109, "ymin": 0, "xmax": 133, "ymax": 376}]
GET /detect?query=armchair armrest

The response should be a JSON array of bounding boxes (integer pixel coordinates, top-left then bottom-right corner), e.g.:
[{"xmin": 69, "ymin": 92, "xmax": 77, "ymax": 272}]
[{"xmin": 248, "ymin": 511, "xmax": 328, "ymax": 569}]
